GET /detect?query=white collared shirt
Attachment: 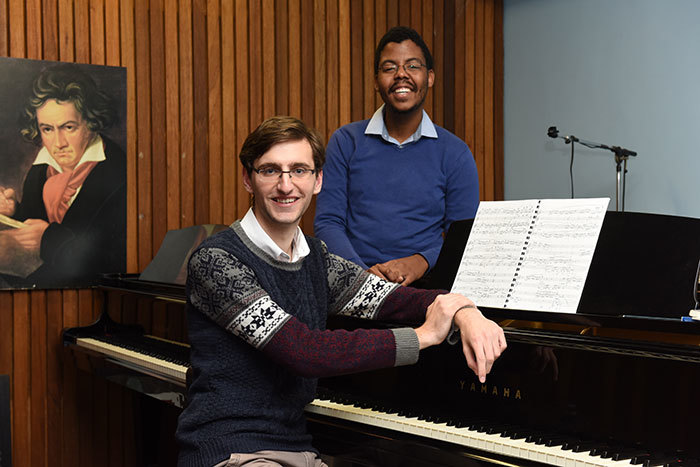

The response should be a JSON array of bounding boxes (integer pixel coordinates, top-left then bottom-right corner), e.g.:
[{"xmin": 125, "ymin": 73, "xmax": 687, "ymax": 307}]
[
  {"xmin": 33, "ymin": 134, "xmax": 106, "ymax": 207},
  {"xmin": 33, "ymin": 134, "xmax": 106, "ymax": 172},
  {"xmin": 364, "ymin": 104, "xmax": 438, "ymax": 147},
  {"xmin": 239, "ymin": 208, "xmax": 310, "ymax": 262}
]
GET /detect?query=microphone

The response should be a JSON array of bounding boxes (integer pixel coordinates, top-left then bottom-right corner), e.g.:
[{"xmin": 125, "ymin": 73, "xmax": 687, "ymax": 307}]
[
  {"xmin": 547, "ymin": 126, "xmax": 578, "ymax": 143},
  {"xmin": 611, "ymin": 146, "xmax": 637, "ymax": 157}
]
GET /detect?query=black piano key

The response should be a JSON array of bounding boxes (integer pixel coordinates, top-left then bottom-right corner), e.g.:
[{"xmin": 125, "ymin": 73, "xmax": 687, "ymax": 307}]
[
  {"xmin": 643, "ymin": 456, "xmax": 682, "ymax": 467},
  {"xmin": 544, "ymin": 437, "xmax": 567, "ymax": 447},
  {"xmin": 561, "ymin": 440, "xmax": 596, "ymax": 452},
  {"xmin": 484, "ymin": 424, "xmax": 506, "ymax": 435},
  {"xmin": 590, "ymin": 444, "xmax": 617, "ymax": 457},
  {"xmin": 534, "ymin": 434, "xmax": 567, "ymax": 446},
  {"xmin": 525, "ymin": 432, "xmax": 545, "ymax": 443},
  {"xmin": 614, "ymin": 450, "xmax": 651, "ymax": 462},
  {"xmin": 508, "ymin": 430, "xmax": 528, "ymax": 440},
  {"xmin": 631, "ymin": 454, "xmax": 652, "ymax": 465}
]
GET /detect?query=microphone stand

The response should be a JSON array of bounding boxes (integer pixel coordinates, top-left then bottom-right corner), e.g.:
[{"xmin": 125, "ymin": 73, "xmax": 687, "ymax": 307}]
[
  {"xmin": 547, "ymin": 127, "xmax": 637, "ymax": 212},
  {"xmin": 615, "ymin": 151, "xmax": 629, "ymax": 212}
]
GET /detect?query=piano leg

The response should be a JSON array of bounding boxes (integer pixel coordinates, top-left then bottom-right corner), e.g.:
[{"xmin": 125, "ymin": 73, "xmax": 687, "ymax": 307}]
[{"xmin": 133, "ymin": 393, "xmax": 181, "ymax": 466}]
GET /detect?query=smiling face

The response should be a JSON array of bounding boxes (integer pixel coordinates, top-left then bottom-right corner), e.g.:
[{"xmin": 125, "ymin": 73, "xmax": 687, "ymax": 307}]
[
  {"xmin": 36, "ymin": 99, "xmax": 95, "ymax": 171},
  {"xmin": 374, "ymin": 39, "xmax": 434, "ymax": 116},
  {"xmin": 242, "ymin": 139, "xmax": 323, "ymax": 239}
]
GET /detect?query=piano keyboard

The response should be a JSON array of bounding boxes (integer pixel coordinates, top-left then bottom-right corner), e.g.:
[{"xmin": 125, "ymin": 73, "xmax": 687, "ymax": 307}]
[
  {"xmin": 75, "ymin": 336, "xmax": 189, "ymax": 384},
  {"xmin": 305, "ymin": 398, "xmax": 673, "ymax": 467},
  {"xmin": 69, "ymin": 335, "xmax": 682, "ymax": 467}
]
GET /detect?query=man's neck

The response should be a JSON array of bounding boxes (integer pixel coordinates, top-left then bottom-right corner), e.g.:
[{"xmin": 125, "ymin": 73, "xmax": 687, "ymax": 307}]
[
  {"xmin": 384, "ymin": 107, "xmax": 423, "ymax": 144},
  {"xmin": 254, "ymin": 211, "xmax": 297, "ymax": 257}
]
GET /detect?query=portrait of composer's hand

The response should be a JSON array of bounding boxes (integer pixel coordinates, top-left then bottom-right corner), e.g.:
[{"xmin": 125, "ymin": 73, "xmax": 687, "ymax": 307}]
[
  {"xmin": 0, "ymin": 188, "xmax": 17, "ymax": 216},
  {"xmin": 454, "ymin": 307, "xmax": 507, "ymax": 383},
  {"xmin": 5, "ymin": 219, "xmax": 49, "ymax": 252},
  {"xmin": 367, "ymin": 254, "xmax": 429, "ymax": 286}
]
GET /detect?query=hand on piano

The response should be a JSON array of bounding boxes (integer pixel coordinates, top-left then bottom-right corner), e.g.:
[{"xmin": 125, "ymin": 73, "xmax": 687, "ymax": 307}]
[
  {"xmin": 453, "ymin": 306, "xmax": 507, "ymax": 384},
  {"xmin": 366, "ymin": 253, "xmax": 429, "ymax": 286},
  {"xmin": 415, "ymin": 293, "xmax": 478, "ymax": 349}
]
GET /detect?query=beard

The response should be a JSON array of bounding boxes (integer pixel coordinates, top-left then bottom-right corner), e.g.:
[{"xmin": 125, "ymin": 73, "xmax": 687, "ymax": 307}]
[{"xmin": 380, "ymin": 81, "xmax": 429, "ymax": 115}]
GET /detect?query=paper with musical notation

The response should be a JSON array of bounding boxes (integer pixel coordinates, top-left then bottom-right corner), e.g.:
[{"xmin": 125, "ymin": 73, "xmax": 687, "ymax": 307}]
[{"xmin": 451, "ymin": 198, "xmax": 609, "ymax": 313}]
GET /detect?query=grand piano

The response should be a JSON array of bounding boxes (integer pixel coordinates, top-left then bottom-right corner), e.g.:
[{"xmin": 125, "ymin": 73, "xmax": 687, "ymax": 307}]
[{"xmin": 63, "ymin": 211, "xmax": 700, "ymax": 466}]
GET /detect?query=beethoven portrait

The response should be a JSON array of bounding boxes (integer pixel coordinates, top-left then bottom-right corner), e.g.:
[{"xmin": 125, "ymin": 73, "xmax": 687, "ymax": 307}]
[{"xmin": 0, "ymin": 59, "xmax": 126, "ymax": 289}]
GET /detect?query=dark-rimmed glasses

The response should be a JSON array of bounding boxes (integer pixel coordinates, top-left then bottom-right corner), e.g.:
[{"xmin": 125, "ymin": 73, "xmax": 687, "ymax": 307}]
[
  {"xmin": 379, "ymin": 60, "xmax": 427, "ymax": 75},
  {"xmin": 252, "ymin": 166, "xmax": 317, "ymax": 181}
]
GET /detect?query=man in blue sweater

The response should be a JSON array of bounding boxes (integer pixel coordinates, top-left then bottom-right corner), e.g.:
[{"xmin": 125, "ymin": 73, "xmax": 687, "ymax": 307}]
[{"xmin": 314, "ymin": 26, "xmax": 479, "ymax": 286}]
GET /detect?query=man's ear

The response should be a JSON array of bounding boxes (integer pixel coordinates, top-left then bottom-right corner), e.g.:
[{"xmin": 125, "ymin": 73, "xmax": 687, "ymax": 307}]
[
  {"xmin": 313, "ymin": 169, "xmax": 323, "ymax": 195},
  {"xmin": 427, "ymin": 69, "xmax": 435, "ymax": 89},
  {"xmin": 242, "ymin": 166, "xmax": 254, "ymax": 194}
]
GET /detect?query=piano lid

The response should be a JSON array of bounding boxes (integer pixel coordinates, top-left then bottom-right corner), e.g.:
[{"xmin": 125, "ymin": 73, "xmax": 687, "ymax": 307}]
[{"xmin": 138, "ymin": 224, "xmax": 229, "ymax": 285}]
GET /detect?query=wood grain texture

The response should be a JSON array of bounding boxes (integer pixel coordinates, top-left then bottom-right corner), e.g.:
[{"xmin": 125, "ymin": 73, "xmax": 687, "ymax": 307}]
[{"xmin": 0, "ymin": 2, "xmax": 503, "ymax": 465}]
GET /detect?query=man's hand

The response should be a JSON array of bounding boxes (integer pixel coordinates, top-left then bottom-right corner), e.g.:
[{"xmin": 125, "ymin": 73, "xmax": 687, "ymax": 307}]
[
  {"xmin": 0, "ymin": 188, "xmax": 17, "ymax": 216},
  {"xmin": 454, "ymin": 307, "xmax": 507, "ymax": 383},
  {"xmin": 367, "ymin": 254, "xmax": 429, "ymax": 285},
  {"xmin": 5, "ymin": 219, "xmax": 49, "ymax": 251},
  {"xmin": 414, "ymin": 293, "xmax": 476, "ymax": 349}
]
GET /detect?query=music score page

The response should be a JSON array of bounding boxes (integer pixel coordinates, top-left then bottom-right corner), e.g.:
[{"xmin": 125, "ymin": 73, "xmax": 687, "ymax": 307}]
[{"xmin": 451, "ymin": 198, "xmax": 609, "ymax": 313}]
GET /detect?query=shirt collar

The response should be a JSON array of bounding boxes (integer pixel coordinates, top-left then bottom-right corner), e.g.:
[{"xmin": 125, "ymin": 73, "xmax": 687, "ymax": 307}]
[
  {"xmin": 239, "ymin": 208, "xmax": 310, "ymax": 262},
  {"xmin": 33, "ymin": 134, "xmax": 106, "ymax": 173},
  {"xmin": 365, "ymin": 104, "xmax": 438, "ymax": 146}
]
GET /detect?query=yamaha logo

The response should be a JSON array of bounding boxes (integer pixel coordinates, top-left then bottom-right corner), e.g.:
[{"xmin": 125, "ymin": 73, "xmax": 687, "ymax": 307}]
[{"xmin": 459, "ymin": 380, "xmax": 522, "ymax": 400}]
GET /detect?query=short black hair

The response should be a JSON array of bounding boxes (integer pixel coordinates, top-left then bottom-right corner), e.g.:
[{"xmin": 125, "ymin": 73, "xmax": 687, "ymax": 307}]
[{"xmin": 374, "ymin": 26, "xmax": 434, "ymax": 74}]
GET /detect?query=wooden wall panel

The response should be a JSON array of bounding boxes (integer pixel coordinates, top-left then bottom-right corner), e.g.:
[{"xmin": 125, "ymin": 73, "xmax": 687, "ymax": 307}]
[{"xmin": 0, "ymin": 1, "xmax": 503, "ymax": 465}]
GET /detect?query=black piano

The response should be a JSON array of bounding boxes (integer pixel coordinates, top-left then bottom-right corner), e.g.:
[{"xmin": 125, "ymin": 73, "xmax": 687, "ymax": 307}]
[{"xmin": 63, "ymin": 211, "xmax": 700, "ymax": 466}]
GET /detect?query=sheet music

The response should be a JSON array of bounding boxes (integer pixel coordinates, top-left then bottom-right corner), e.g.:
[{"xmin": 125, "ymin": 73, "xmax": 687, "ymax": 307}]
[
  {"xmin": 451, "ymin": 198, "xmax": 609, "ymax": 313},
  {"xmin": 0, "ymin": 213, "xmax": 25, "ymax": 229}
]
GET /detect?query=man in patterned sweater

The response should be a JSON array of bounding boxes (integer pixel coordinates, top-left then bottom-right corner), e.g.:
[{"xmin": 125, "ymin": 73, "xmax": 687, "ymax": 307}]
[{"xmin": 175, "ymin": 116, "xmax": 506, "ymax": 467}]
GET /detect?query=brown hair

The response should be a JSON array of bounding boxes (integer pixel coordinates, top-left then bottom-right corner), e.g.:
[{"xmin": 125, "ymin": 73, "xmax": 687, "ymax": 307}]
[{"xmin": 239, "ymin": 116, "xmax": 325, "ymax": 174}]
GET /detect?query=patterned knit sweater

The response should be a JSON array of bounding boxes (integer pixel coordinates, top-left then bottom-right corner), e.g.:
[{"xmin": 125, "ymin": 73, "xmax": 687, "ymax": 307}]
[{"xmin": 175, "ymin": 222, "xmax": 442, "ymax": 467}]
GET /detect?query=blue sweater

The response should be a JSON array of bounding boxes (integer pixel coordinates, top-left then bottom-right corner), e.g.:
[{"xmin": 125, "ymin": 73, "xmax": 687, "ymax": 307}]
[{"xmin": 314, "ymin": 119, "xmax": 479, "ymax": 269}]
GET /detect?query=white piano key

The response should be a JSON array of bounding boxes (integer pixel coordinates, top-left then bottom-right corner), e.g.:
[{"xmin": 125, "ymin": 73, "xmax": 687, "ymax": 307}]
[
  {"xmin": 75, "ymin": 337, "xmax": 188, "ymax": 383},
  {"xmin": 306, "ymin": 399, "xmax": 629, "ymax": 467}
]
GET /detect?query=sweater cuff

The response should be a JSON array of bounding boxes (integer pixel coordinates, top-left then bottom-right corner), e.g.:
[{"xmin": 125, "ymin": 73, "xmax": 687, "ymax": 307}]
[{"xmin": 392, "ymin": 328, "xmax": 420, "ymax": 367}]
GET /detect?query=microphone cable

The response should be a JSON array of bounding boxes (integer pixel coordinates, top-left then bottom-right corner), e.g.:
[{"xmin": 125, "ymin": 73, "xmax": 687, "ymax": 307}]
[{"xmin": 568, "ymin": 141, "xmax": 575, "ymax": 199}]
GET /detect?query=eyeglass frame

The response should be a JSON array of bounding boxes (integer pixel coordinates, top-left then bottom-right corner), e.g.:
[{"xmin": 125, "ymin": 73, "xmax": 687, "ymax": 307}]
[
  {"xmin": 378, "ymin": 59, "xmax": 427, "ymax": 75},
  {"xmin": 251, "ymin": 165, "xmax": 318, "ymax": 180}
]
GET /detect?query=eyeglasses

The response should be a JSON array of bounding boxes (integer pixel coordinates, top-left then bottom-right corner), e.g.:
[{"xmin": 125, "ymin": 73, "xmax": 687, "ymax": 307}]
[
  {"xmin": 252, "ymin": 166, "xmax": 317, "ymax": 180},
  {"xmin": 379, "ymin": 61, "xmax": 427, "ymax": 75}
]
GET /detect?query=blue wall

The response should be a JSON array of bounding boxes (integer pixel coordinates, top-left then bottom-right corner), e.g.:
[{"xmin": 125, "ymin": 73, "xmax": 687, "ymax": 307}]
[{"xmin": 503, "ymin": 0, "xmax": 700, "ymax": 218}]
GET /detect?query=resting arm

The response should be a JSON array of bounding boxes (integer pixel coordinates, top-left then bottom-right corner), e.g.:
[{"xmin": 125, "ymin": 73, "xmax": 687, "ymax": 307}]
[
  {"xmin": 367, "ymin": 253, "xmax": 429, "ymax": 285},
  {"xmin": 188, "ymin": 247, "xmax": 422, "ymax": 378}
]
